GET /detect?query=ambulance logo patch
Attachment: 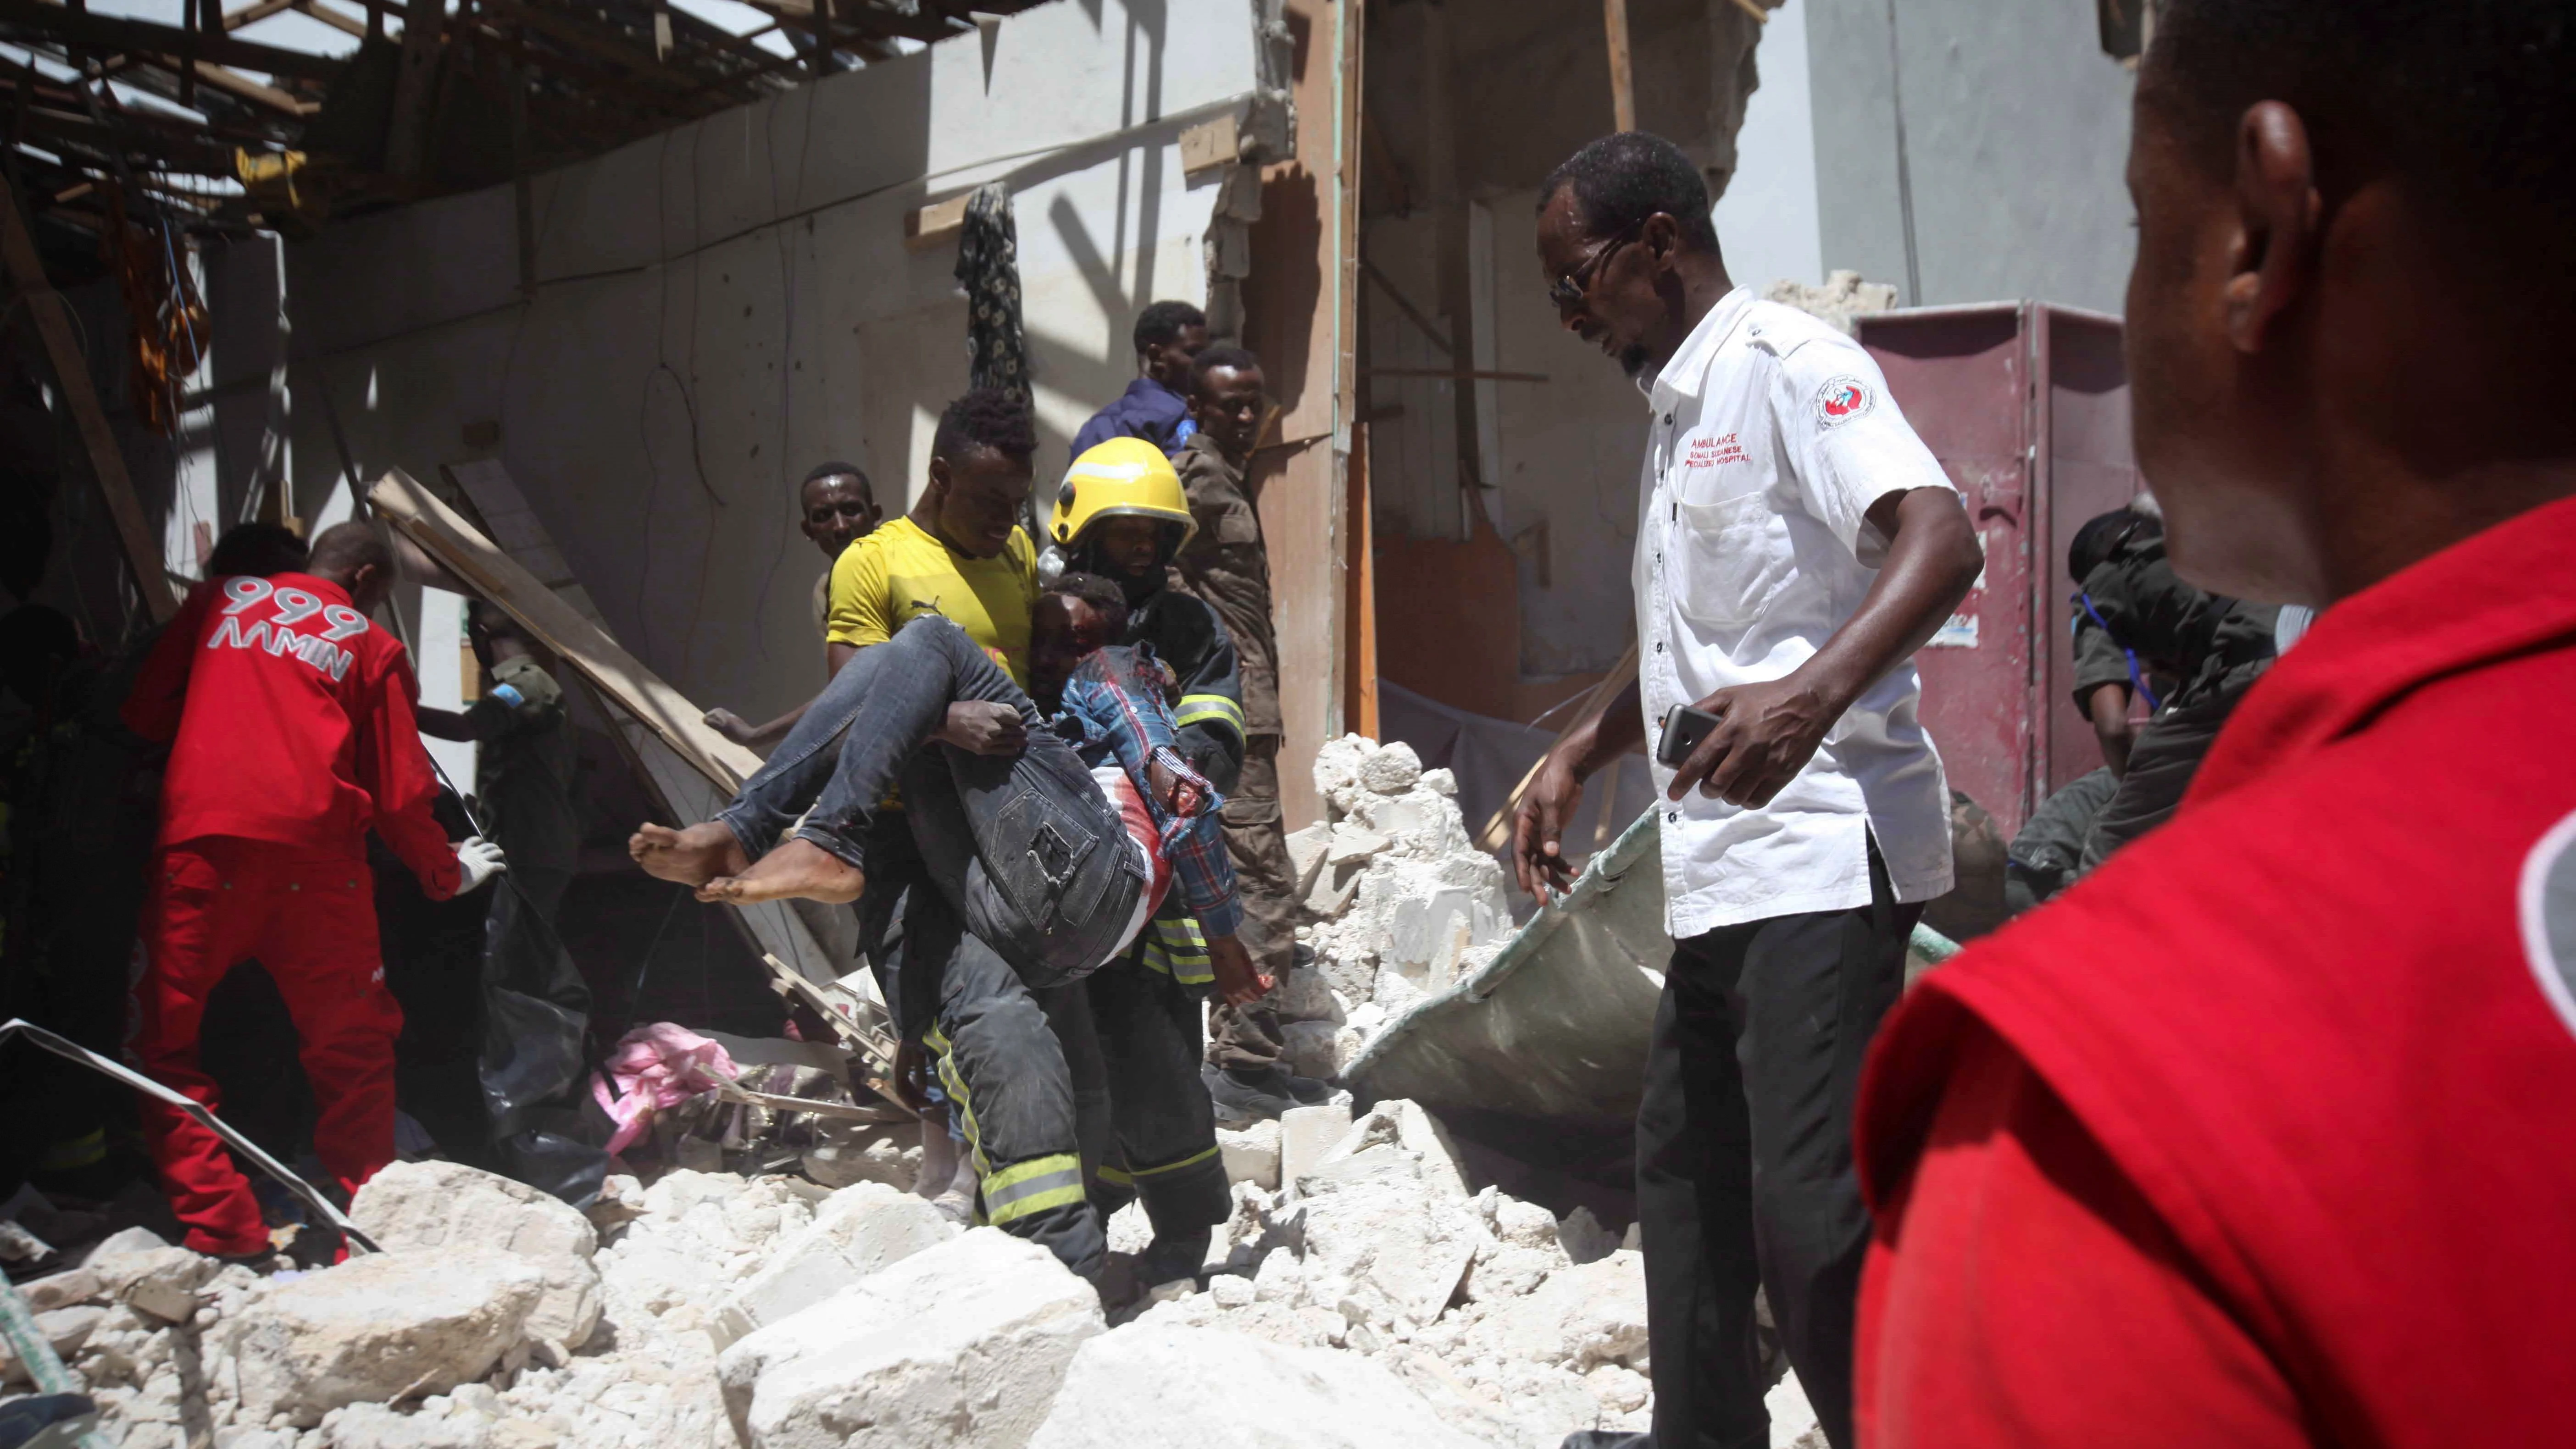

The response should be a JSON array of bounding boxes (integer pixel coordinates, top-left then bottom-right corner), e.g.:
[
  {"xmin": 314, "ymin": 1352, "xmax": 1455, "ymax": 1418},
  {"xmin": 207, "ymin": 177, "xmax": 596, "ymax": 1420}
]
[
  {"xmin": 2518, "ymin": 810, "xmax": 2576, "ymax": 1042},
  {"xmin": 1815, "ymin": 376, "xmax": 1873, "ymax": 427}
]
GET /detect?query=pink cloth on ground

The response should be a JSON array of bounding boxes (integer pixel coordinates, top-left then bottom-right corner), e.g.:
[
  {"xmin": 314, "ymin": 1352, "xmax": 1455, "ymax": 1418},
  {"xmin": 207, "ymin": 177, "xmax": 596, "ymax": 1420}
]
[{"xmin": 592, "ymin": 1022, "xmax": 741, "ymax": 1155}]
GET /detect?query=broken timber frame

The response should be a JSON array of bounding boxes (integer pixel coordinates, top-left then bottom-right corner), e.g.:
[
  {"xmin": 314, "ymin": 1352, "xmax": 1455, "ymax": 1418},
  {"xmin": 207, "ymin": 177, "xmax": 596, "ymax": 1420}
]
[{"xmin": 368, "ymin": 467, "xmax": 896, "ymax": 1079}]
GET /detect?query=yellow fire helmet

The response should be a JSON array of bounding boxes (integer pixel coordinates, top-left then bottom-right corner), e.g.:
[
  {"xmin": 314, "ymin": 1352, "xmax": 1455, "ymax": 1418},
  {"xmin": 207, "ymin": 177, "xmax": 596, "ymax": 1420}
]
[{"xmin": 1051, "ymin": 436, "xmax": 1196, "ymax": 552}]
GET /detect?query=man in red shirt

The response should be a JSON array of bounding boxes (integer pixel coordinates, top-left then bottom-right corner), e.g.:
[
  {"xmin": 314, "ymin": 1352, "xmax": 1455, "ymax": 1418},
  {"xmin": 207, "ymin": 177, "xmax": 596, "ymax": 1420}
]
[
  {"xmin": 1852, "ymin": 4, "xmax": 2576, "ymax": 1445},
  {"xmin": 123, "ymin": 522, "xmax": 504, "ymax": 1256}
]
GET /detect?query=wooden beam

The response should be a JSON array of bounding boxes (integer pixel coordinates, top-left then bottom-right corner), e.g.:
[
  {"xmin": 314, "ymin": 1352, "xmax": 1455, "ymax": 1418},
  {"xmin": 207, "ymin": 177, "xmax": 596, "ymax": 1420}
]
[
  {"xmin": 0, "ymin": 176, "xmax": 178, "ymax": 622},
  {"xmin": 166, "ymin": 55, "xmax": 317, "ymax": 114},
  {"xmin": 291, "ymin": 0, "xmax": 368, "ymax": 40},
  {"xmin": 221, "ymin": 0, "xmax": 301, "ymax": 31},
  {"xmin": 1603, "ymin": 0, "xmax": 1633, "ymax": 132},
  {"xmin": 366, "ymin": 467, "xmax": 763, "ymax": 791},
  {"xmin": 0, "ymin": 1, "xmax": 347, "ymax": 80},
  {"xmin": 383, "ymin": 0, "xmax": 441, "ymax": 176},
  {"xmin": 903, "ymin": 189, "xmax": 970, "ymax": 249}
]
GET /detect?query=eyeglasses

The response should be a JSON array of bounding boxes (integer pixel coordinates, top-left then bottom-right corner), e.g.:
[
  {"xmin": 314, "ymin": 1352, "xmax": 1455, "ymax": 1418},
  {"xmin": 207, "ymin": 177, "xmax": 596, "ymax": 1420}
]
[{"xmin": 1549, "ymin": 219, "xmax": 1645, "ymax": 311}]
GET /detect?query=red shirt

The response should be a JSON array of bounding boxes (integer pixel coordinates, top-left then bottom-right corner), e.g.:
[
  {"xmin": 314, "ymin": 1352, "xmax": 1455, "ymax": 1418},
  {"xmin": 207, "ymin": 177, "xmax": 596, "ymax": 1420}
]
[
  {"xmin": 1854, "ymin": 494, "xmax": 2576, "ymax": 1447},
  {"xmin": 125, "ymin": 572, "xmax": 461, "ymax": 899}
]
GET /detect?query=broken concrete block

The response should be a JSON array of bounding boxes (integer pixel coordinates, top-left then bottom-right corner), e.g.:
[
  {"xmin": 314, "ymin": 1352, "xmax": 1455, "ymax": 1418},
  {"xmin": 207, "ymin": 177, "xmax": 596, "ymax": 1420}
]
[
  {"xmin": 1559, "ymin": 1206, "xmax": 1621, "ymax": 1266},
  {"xmin": 712, "ymin": 1182, "xmax": 955, "ymax": 1347},
  {"xmin": 717, "ymin": 1228, "xmax": 1103, "ymax": 1449},
  {"xmin": 82, "ymin": 1225, "xmax": 169, "ymax": 1260},
  {"xmin": 1207, "ymin": 1274, "xmax": 1255, "ymax": 1310},
  {"xmin": 351, "ymin": 1160, "xmax": 601, "ymax": 1355},
  {"xmin": 1357, "ymin": 741, "xmax": 1422, "ymax": 796},
  {"xmin": 1285, "ymin": 822, "xmax": 1332, "ymax": 898},
  {"xmin": 1464, "ymin": 1246, "xmax": 1555, "ymax": 1302},
  {"xmin": 798, "ymin": 1133, "xmax": 913, "ymax": 1192},
  {"xmin": 352, "ymin": 1160, "xmax": 598, "ymax": 1262},
  {"xmin": 1328, "ymin": 823, "xmax": 1390, "ymax": 866},
  {"xmin": 1277, "ymin": 1105, "xmax": 1351, "ymax": 1194},
  {"xmin": 325, "ymin": 1401, "xmax": 490, "ymax": 1449},
  {"xmin": 517, "ymin": 1255, "xmax": 604, "ymax": 1360},
  {"xmin": 20, "ymin": 1266, "xmax": 101, "ymax": 1312},
  {"xmin": 1279, "ymin": 1021, "xmax": 1341, "ymax": 1080},
  {"xmin": 1492, "ymin": 1197, "xmax": 1565, "ymax": 1255},
  {"xmin": 1215, "ymin": 1121, "xmax": 1281, "ymax": 1191},
  {"xmin": 91, "ymin": 1244, "xmax": 216, "ymax": 1323},
  {"xmin": 1465, "ymin": 1251, "xmax": 1649, "ymax": 1373},
  {"xmin": 1316, "ymin": 1100, "xmax": 1469, "ymax": 1202},
  {"xmin": 1252, "ymin": 1247, "xmax": 1302, "ymax": 1305},
  {"xmin": 1295, "ymin": 1173, "xmax": 1478, "ymax": 1325},
  {"xmin": 641, "ymin": 1169, "xmax": 746, "ymax": 1221},
  {"xmin": 1418, "ymin": 768, "xmax": 1457, "ymax": 796},
  {"xmin": 584, "ymin": 1173, "xmax": 649, "ymax": 1232},
  {"xmin": 1028, "ymin": 1325, "xmax": 1484, "ymax": 1449},
  {"xmin": 233, "ymin": 1249, "xmax": 547, "ymax": 1426},
  {"xmin": 1311, "ymin": 734, "xmax": 1378, "ymax": 807}
]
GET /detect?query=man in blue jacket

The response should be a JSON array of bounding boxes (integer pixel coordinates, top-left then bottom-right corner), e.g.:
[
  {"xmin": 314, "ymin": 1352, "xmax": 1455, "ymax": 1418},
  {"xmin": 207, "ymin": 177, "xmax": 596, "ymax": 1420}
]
[{"xmin": 1073, "ymin": 301, "xmax": 1209, "ymax": 458}]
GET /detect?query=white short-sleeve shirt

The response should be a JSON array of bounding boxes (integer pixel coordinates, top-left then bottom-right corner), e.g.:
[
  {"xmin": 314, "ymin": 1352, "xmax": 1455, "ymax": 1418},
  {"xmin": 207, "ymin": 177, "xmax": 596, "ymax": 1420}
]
[{"xmin": 1635, "ymin": 288, "xmax": 1959, "ymax": 936}]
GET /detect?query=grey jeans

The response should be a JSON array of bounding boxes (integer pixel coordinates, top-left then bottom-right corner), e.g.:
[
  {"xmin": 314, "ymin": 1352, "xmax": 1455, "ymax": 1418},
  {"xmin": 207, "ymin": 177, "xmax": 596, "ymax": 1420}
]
[{"xmin": 717, "ymin": 616, "xmax": 1142, "ymax": 989}]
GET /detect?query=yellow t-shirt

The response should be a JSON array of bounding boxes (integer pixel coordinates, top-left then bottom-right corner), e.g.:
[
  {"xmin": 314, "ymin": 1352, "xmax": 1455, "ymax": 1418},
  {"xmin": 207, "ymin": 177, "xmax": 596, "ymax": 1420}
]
[{"xmin": 826, "ymin": 516, "xmax": 1040, "ymax": 686}]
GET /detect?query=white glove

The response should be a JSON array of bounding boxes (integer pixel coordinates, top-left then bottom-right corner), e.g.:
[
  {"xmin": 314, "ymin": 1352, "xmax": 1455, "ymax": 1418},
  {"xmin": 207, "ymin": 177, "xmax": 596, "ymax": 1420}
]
[{"xmin": 455, "ymin": 836, "xmax": 508, "ymax": 893}]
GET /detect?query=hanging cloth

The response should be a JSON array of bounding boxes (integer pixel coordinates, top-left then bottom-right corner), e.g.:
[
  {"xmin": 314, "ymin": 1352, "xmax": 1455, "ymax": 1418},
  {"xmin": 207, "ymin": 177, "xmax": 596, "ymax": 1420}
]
[{"xmin": 954, "ymin": 183, "xmax": 1028, "ymax": 401}]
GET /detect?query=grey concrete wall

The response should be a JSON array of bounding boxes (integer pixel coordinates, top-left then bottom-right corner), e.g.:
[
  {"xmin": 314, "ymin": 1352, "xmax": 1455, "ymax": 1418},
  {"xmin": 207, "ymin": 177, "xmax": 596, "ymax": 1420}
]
[
  {"xmin": 175, "ymin": 0, "xmax": 1257, "ymax": 729},
  {"xmin": 1805, "ymin": 0, "xmax": 2136, "ymax": 312}
]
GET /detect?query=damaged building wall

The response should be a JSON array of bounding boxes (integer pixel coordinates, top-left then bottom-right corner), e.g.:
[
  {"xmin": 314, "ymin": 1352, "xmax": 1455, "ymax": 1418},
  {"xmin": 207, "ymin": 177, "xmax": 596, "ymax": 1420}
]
[
  {"xmin": 1805, "ymin": 0, "xmax": 2136, "ymax": 313},
  {"xmin": 181, "ymin": 0, "xmax": 1267, "ymax": 732},
  {"xmin": 1360, "ymin": 0, "xmax": 1776, "ymax": 723}
]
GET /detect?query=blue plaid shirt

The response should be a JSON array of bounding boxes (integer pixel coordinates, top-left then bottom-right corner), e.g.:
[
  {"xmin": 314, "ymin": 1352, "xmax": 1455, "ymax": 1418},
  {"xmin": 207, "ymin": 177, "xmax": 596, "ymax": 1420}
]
[{"xmin": 1050, "ymin": 645, "xmax": 1244, "ymax": 939}]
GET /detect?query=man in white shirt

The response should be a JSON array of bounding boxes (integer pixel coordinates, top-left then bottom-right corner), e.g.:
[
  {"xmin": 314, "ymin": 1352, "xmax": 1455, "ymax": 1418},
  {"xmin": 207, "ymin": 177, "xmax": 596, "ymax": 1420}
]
[{"xmin": 1518, "ymin": 132, "xmax": 1983, "ymax": 1449}]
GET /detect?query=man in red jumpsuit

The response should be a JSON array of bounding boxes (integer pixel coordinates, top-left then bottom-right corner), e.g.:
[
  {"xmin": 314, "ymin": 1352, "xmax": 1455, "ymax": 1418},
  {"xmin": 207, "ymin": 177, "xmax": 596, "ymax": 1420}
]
[
  {"xmin": 122, "ymin": 522, "xmax": 505, "ymax": 1256},
  {"xmin": 1852, "ymin": 4, "xmax": 2576, "ymax": 1446}
]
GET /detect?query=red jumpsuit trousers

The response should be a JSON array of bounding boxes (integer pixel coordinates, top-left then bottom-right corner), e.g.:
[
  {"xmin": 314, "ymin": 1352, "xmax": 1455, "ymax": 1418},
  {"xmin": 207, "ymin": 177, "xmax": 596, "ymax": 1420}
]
[{"xmin": 126, "ymin": 836, "xmax": 402, "ymax": 1256}]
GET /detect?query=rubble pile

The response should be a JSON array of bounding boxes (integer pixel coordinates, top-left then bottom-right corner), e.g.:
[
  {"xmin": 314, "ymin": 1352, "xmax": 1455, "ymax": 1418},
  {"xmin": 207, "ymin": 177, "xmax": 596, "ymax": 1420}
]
[
  {"xmin": 0, "ymin": 1109, "xmax": 1824, "ymax": 1449},
  {"xmin": 1279, "ymin": 736, "xmax": 1518, "ymax": 1079}
]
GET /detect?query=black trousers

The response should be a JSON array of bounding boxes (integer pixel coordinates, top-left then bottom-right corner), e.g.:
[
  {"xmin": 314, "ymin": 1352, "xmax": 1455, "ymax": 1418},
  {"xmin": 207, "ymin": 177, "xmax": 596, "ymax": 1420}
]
[
  {"xmin": 1638, "ymin": 840, "xmax": 1918, "ymax": 1449},
  {"xmin": 2077, "ymin": 660, "xmax": 2266, "ymax": 873},
  {"xmin": 1088, "ymin": 959, "xmax": 1229, "ymax": 1244}
]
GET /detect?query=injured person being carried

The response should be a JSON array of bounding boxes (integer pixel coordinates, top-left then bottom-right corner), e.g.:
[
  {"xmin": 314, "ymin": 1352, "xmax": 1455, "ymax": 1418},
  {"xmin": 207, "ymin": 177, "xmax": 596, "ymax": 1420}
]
[{"xmin": 627, "ymin": 572, "xmax": 1270, "ymax": 1278}]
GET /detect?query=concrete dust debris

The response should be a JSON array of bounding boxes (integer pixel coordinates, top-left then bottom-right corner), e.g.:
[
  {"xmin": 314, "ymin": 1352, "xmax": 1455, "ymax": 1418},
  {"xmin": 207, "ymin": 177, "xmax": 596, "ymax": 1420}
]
[
  {"xmin": 1762, "ymin": 270, "xmax": 1900, "ymax": 335},
  {"xmin": 3, "ymin": 1117, "xmax": 1658, "ymax": 1449},
  {"xmin": 1296, "ymin": 736, "xmax": 1513, "ymax": 1076},
  {"xmin": 1027, "ymin": 1326, "xmax": 1489, "ymax": 1449}
]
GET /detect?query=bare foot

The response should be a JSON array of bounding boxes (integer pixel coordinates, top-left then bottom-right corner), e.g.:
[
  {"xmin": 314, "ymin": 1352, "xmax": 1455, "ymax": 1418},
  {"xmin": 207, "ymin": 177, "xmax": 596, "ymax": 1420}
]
[
  {"xmin": 629, "ymin": 822, "xmax": 749, "ymax": 887},
  {"xmin": 696, "ymin": 838, "xmax": 866, "ymax": 905}
]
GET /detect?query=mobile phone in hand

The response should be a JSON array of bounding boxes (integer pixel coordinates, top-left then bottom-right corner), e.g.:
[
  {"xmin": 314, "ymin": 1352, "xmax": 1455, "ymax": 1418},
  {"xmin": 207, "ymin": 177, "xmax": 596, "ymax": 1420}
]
[{"xmin": 1656, "ymin": 705, "xmax": 1722, "ymax": 768}]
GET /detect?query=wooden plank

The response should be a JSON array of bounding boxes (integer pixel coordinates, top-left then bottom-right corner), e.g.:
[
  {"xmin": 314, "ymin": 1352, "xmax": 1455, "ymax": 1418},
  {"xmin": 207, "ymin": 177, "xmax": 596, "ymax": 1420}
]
[
  {"xmin": 368, "ymin": 467, "xmax": 762, "ymax": 790},
  {"xmin": 1603, "ymin": 0, "xmax": 1633, "ymax": 132},
  {"xmin": 222, "ymin": 0, "xmax": 300, "ymax": 30},
  {"xmin": 0, "ymin": 177, "xmax": 176, "ymax": 622},
  {"xmin": 903, "ymin": 189, "xmax": 970, "ymax": 250},
  {"xmin": 1178, "ymin": 111, "xmax": 1238, "ymax": 174},
  {"xmin": 291, "ymin": 0, "xmax": 367, "ymax": 40},
  {"xmin": 172, "ymin": 56, "xmax": 316, "ymax": 114},
  {"xmin": 421, "ymin": 461, "xmax": 867, "ymax": 991},
  {"xmin": 0, "ymin": 0, "xmax": 347, "ymax": 81}
]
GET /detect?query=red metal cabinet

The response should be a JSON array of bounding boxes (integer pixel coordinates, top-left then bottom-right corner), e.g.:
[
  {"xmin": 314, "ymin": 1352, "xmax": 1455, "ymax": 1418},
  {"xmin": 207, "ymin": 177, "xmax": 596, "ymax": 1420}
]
[{"xmin": 1859, "ymin": 303, "xmax": 2142, "ymax": 838}]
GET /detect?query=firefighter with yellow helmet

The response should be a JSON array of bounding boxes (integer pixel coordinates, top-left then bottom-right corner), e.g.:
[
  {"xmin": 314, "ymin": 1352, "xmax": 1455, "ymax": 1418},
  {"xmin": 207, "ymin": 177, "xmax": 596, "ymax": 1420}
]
[
  {"xmin": 1045, "ymin": 436, "xmax": 1254, "ymax": 1296},
  {"xmin": 1048, "ymin": 438, "xmax": 1249, "ymax": 790}
]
